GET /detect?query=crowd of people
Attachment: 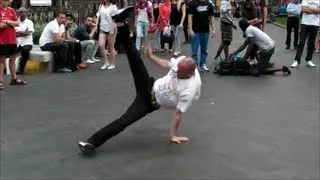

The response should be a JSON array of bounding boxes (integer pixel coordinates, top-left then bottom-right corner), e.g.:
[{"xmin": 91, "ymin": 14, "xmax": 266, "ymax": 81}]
[{"xmin": 0, "ymin": 0, "xmax": 319, "ymax": 90}]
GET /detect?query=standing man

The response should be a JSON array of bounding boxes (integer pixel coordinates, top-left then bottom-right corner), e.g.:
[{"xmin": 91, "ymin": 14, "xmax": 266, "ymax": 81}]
[
  {"xmin": 214, "ymin": 0, "xmax": 237, "ymax": 60},
  {"xmin": 188, "ymin": 0, "xmax": 215, "ymax": 72},
  {"xmin": 285, "ymin": 0, "xmax": 301, "ymax": 50},
  {"xmin": 0, "ymin": 0, "xmax": 26, "ymax": 90},
  {"xmin": 291, "ymin": 0, "xmax": 319, "ymax": 68},
  {"xmin": 15, "ymin": 7, "xmax": 34, "ymax": 74}
]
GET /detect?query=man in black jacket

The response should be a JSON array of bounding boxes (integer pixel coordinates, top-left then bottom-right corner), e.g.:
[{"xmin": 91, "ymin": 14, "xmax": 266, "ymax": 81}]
[{"xmin": 72, "ymin": 16, "xmax": 100, "ymax": 64}]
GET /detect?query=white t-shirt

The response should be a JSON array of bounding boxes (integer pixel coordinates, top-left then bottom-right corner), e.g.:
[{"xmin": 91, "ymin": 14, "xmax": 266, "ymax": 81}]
[
  {"xmin": 96, "ymin": 4, "xmax": 118, "ymax": 33},
  {"xmin": 153, "ymin": 56, "xmax": 202, "ymax": 113},
  {"xmin": 137, "ymin": 1, "xmax": 152, "ymax": 23},
  {"xmin": 301, "ymin": 0, "xmax": 320, "ymax": 26},
  {"xmin": 39, "ymin": 19, "xmax": 63, "ymax": 47},
  {"xmin": 245, "ymin": 25, "xmax": 275, "ymax": 52},
  {"xmin": 15, "ymin": 18, "xmax": 34, "ymax": 46}
]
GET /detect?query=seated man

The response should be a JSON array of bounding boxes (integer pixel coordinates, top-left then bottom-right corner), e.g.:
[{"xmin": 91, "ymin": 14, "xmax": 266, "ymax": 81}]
[
  {"xmin": 72, "ymin": 15, "xmax": 99, "ymax": 64},
  {"xmin": 231, "ymin": 19, "xmax": 291, "ymax": 75},
  {"xmin": 39, "ymin": 12, "xmax": 73, "ymax": 73},
  {"xmin": 15, "ymin": 7, "xmax": 34, "ymax": 74},
  {"xmin": 62, "ymin": 13, "xmax": 83, "ymax": 70},
  {"xmin": 78, "ymin": 6, "xmax": 202, "ymax": 154}
]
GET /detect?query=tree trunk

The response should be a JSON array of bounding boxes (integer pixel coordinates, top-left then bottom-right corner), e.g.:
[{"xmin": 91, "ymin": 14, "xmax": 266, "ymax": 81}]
[{"xmin": 21, "ymin": 0, "xmax": 27, "ymax": 7}]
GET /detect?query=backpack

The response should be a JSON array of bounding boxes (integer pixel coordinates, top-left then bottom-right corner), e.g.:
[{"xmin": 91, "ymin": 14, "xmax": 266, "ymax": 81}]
[
  {"xmin": 214, "ymin": 56, "xmax": 234, "ymax": 75},
  {"xmin": 233, "ymin": 58, "xmax": 251, "ymax": 75}
]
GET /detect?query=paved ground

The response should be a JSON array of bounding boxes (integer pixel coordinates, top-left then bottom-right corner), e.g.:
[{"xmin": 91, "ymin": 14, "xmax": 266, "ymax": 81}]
[{"xmin": 1, "ymin": 21, "xmax": 319, "ymax": 179}]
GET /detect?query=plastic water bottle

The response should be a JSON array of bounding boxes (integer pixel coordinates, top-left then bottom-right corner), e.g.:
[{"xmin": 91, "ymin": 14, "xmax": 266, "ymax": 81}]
[{"xmin": 235, "ymin": 54, "xmax": 241, "ymax": 61}]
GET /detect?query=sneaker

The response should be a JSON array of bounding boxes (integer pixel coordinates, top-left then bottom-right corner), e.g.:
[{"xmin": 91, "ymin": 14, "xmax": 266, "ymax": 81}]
[
  {"xmin": 86, "ymin": 59, "xmax": 96, "ymax": 64},
  {"xmin": 107, "ymin": 64, "xmax": 115, "ymax": 70},
  {"xmin": 77, "ymin": 62, "xmax": 88, "ymax": 69},
  {"xmin": 306, "ymin": 61, "xmax": 316, "ymax": 67},
  {"xmin": 291, "ymin": 61, "xmax": 299, "ymax": 68},
  {"xmin": 200, "ymin": 64, "xmax": 210, "ymax": 72},
  {"xmin": 110, "ymin": 6, "xmax": 134, "ymax": 23},
  {"xmin": 100, "ymin": 64, "xmax": 109, "ymax": 70},
  {"xmin": 282, "ymin": 65, "xmax": 291, "ymax": 75},
  {"xmin": 78, "ymin": 141, "xmax": 96, "ymax": 154},
  {"xmin": 57, "ymin": 67, "xmax": 72, "ymax": 73},
  {"xmin": 92, "ymin": 58, "xmax": 100, "ymax": 62}
]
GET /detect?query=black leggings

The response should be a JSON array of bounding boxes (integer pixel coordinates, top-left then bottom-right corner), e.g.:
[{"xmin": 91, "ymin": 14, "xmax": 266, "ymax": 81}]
[{"xmin": 87, "ymin": 25, "xmax": 159, "ymax": 148}]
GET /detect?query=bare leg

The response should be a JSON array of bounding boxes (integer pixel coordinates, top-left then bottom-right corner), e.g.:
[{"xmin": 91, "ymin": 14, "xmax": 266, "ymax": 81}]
[
  {"xmin": 107, "ymin": 33, "xmax": 116, "ymax": 67},
  {"xmin": 98, "ymin": 33, "xmax": 109, "ymax": 68}
]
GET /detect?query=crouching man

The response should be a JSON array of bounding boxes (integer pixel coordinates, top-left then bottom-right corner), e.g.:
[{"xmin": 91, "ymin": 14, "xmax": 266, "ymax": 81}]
[{"xmin": 230, "ymin": 19, "xmax": 291, "ymax": 76}]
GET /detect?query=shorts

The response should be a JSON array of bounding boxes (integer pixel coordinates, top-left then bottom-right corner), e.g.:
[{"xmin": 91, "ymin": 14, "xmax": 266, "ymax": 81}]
[
  {"xmin": 0, "ymin": 44, "xmax": 18, "ymax": 57},
  {"xmin": 220, "ymin": 22, "xmax": 233, "ymax": 42},
  {"xmin": 99, "ymin": 28, "xmax": 117, "ymax": 36}
]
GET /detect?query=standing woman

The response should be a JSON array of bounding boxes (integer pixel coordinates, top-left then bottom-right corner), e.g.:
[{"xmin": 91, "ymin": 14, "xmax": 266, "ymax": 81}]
[
  {"xmin": 96, "ymin": 0, "xmax": 118, "ymax": 70},
  {"xmin": 255, "ymin": 0, "xmax": 267, "ymax": 32},
  {"xmin": 135, "ymin": 0, "xmax": 154, "ymax": 51},
  {"xmin": 170, "ymin": 0, "xmax": 186, "ymax": 57},
  {"xmin": 158, "ymin": 0, "xmax": 172, "ymax": 52},
  {"xmin": 0, "ymin": 0, "xmax": 26, "ymax": 90}
]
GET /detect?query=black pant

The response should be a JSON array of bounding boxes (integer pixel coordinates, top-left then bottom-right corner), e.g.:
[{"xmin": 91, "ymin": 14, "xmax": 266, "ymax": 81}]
[
  {"xmin": 294, "ymin": 24, "xmax": 319, "ymax": 63},
  {"xmin": 286, "ymin": 16, "xmax": 299, "ymax": 48},
  {"xmin": 74, "ymin": 42, "xmax": 82, "ymax": 65},
  {"xmin": 160, "ymin": 31, "xmax": 173, "ymax": 50},
  {"xmin": 86, "ymin": 25, "xmax": 159, "ymax": 148},
  {"xmin": 41, "ymin": 42, "xmax": 69, "ymax": 70},
  {"xmin": 183, "ymin": 15, "xmax": 189, "ymax": 42},
  {"xmin": 17, "ymin": 45, "xmax": 32, "ymax": 73}
]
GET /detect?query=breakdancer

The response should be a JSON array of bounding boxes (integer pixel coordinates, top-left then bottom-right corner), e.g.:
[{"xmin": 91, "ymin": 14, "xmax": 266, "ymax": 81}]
[{"xmin": 78, "ymin": 6, "xmax": 202, "ymax": 154}]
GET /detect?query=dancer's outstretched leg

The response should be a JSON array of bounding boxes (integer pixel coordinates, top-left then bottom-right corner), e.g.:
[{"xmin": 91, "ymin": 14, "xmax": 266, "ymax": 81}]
[{"xmin": 79, "ymin": 7, "xmax": 159, "ymax": 154}]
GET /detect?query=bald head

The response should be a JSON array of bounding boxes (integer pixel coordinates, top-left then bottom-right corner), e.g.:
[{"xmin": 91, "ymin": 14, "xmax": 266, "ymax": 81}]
[{"xmin": 177, "ymin": 57, "xmax": 196, "ymax": 79}]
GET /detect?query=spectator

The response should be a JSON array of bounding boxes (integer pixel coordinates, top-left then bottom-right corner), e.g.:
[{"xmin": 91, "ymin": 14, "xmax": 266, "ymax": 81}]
[
  {"xmin": 0, "ymin": 0, "xmax": 26, "ymax": 90},
  {"xmin": 170, "ymin": 0, "xmax": 186, "ymax": 57},
  {"xmin": 188, "ymin": 0, "xmax": 215, "ymax": 72},
  {"xmin": 72, "ymin": 15, "xmax": 99, "ymax": 66},
  {"xmin": 214, "ymin": 0, "xmax": 237, "ymax": 60},
  {"xmin": 255, "ymin": 0, "xmax": 267, "ymax": 32},
  {"xmin": 286, "ymin": 0, "xmax": 301, "ymax": 49},
  {"xmin": 135, "ymin": 0, "xmax": 154, "ymax": 52},
  {"xmin": 96, "ymin": 0, "xmax": 118, "ymax": 70},
  {"xmin": 291, "ymin": 0, "xmax": 319, "ymax": 68},
  {"xmin": 39, "ymin": 12, "xmax": 73, "ymax": 73},
  {"xmin": 15, "ymin": 7, "xmax": 34, "ymax": 74},
  {"xmin": 158, "ymin": 0, "xmax": 172, "ymax": 52}
]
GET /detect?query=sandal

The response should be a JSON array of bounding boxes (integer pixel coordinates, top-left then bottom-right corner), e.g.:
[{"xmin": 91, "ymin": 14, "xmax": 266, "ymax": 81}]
[
  {"xmin": 10, "ymin": 79, "xmax": 26, "ymax": 86},
  {"xmin": 0, "ymin": 81, "xmax": 4, "ymax": 90}
]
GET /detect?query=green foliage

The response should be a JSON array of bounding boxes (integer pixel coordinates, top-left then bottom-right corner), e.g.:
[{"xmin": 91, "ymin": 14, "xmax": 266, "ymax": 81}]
[{"xmin": 33, "ymin": 23, "xmax": 46, "ymax": 45}]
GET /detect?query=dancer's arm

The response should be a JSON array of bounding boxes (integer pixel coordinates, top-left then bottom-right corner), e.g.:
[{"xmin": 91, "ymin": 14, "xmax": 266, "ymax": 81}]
[
  {"xmin": 170, "ymin": 108, "xmax": 182, "ymax": 138},
  {"xmin": 146, "ymin": 44, "xmax": 170, "ymax": 69},
  {"xmin": 232, "ymin": 38, "xmax": 251, "ymax": 55}
]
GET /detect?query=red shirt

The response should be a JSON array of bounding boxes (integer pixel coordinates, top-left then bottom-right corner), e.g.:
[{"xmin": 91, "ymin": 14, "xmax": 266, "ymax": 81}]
[
  {"xmin": 0, "ymin": 7, "xmax": 18, "ymax": 45},
  {"xmin": 158, "ymin": 2, "xmax": 171, "ymax": 31}
]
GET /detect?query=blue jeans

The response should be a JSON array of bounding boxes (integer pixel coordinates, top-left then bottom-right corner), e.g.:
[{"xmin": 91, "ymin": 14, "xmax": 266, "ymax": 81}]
[
  {"xmin": 152, "ymin": 29, "xmax": 161, "ymax": 51},
  {"xmin": 172, "ymin": 25, "xmax": 182, "ymax": 53},
  {"xmin": 191, "ymin": 32, "xmax": 209, "ymax": 66},
  {"xmin": 136, "ymin": 21, "xmax": 149, "ymax": 50}
]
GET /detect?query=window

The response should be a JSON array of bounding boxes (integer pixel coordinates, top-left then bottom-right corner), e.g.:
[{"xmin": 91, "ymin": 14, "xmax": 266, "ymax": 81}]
[{"xmin": 30, "ymin": 0, "xmax": 52, "ymax": 6}]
